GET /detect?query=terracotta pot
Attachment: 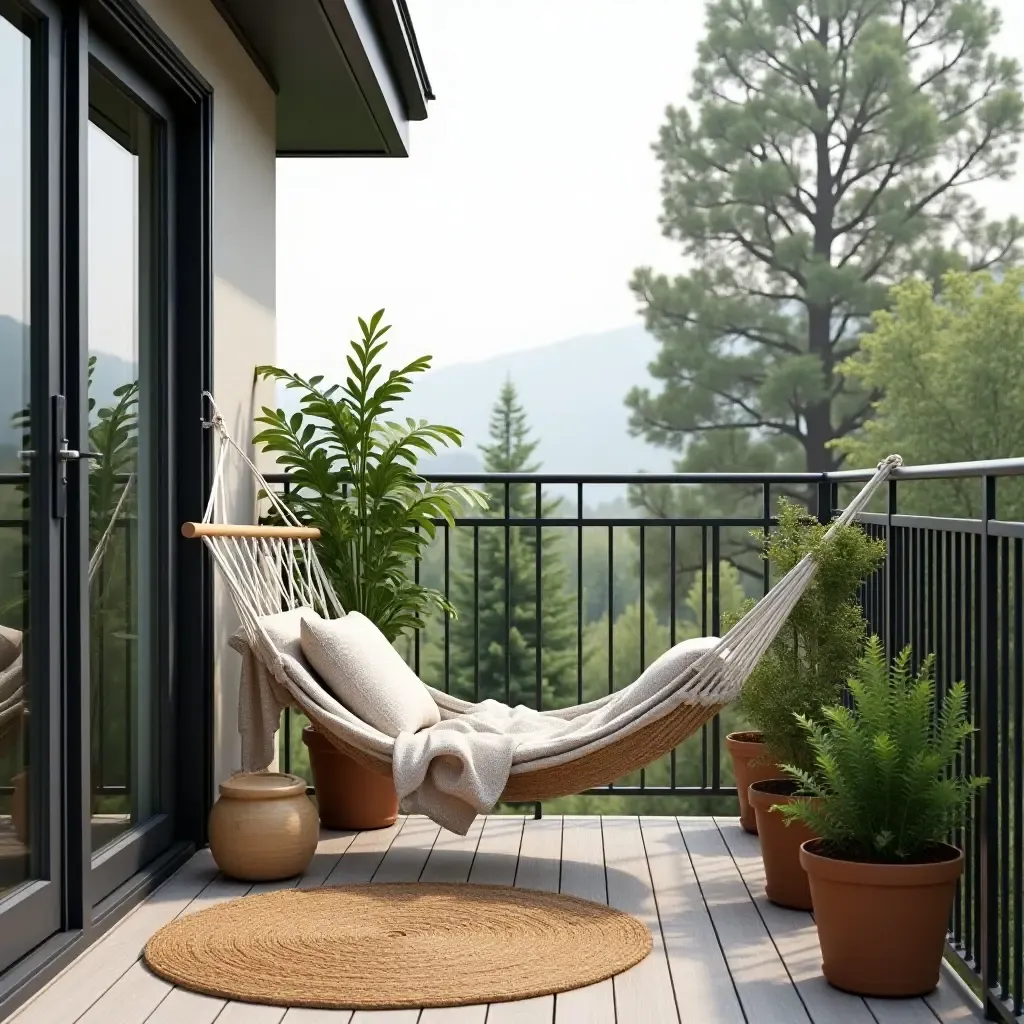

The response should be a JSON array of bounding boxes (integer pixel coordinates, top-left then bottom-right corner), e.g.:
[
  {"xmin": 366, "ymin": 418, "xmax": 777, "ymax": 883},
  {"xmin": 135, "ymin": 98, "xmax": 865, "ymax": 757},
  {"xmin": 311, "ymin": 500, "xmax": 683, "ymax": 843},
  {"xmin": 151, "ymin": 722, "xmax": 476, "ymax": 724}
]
[
  {"xmin": 749, "ymin": 779, "xmax": 816, "ymax": 910},
  {"xmin": 725, "ymin": 732, "xmax": 780, "ymax": 834},
  {"xmin": 10, "ymin": 771, "xmax": 28, "ymax": 845},
  {"xmin": 303, "ymin": 726, "xmax": 398, "ymax": 830},
  {"xmin": 800, "ymin": 839, "xmax": 964, "ymax": 997},
  {"xmin": 208, "ymin": 772, "xmax": 319, "ymax": 882}
]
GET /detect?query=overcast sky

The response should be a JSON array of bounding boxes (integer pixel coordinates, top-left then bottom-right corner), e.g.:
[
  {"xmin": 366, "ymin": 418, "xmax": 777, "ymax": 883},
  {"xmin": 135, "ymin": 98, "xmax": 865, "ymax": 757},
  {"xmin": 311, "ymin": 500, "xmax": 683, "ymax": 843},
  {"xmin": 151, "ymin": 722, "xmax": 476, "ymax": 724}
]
[
  {"xmin": 276, "ymin": 0, "xmax": 1024, "ymax": 378},
  {"xmin": 3, "ymin": 1, "xmax": 1024, "ymax": 377}
]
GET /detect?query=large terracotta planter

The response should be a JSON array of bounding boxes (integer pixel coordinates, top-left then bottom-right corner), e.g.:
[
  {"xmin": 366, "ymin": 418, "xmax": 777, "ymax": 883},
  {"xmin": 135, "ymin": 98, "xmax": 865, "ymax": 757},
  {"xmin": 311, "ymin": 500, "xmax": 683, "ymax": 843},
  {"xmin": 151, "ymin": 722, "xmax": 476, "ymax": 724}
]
[
  {"xmin": 800, "ymin": 839, "xmax": 964, "ymax": 997},
  {"xmin": 208, "ymin": 772, "xmax": 318, "ymax": 881},
  {"xmin": 725, "ymin": 731, "xmax": 780, "ymax": 834},
  {"xmin": 303, "ymin": 726, "xmax": 398, "ymax": 830},
  {"xmin": 748, "ymin": 779, "xmax": 816, "ymax": 910}
]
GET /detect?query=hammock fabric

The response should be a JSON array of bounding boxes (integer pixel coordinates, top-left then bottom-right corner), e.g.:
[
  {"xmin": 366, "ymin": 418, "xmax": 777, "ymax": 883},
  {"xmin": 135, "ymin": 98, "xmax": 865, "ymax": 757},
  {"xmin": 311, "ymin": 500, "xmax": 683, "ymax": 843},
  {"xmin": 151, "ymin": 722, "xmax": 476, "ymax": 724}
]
[{"xmin": 186, "ymin": 394, "xmax": 901, "ymax": 804}]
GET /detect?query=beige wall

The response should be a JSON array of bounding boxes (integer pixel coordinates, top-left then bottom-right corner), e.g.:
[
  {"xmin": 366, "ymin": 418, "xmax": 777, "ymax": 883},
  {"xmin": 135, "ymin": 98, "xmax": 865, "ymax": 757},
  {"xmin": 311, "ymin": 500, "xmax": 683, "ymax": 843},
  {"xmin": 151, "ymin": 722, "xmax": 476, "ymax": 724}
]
[{"xmin": 137, "ymin": 0, "xmax": 278, "ymax": 794}]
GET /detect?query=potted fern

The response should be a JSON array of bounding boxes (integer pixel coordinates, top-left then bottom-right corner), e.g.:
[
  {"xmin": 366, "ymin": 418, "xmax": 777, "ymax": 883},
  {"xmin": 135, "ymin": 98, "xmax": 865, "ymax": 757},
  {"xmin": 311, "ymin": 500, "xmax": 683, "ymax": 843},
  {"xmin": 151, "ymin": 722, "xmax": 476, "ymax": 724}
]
[
  {"xmin": 732, "ymin": 499, "xmax": 884, "ymax": 909},
  {"xmin": 782, "ymin": 638, "xmax": 986, "ymax": 997},
  {"xmin": 253, "ymin": 311, "xmax": 487, "ymax": 828}
]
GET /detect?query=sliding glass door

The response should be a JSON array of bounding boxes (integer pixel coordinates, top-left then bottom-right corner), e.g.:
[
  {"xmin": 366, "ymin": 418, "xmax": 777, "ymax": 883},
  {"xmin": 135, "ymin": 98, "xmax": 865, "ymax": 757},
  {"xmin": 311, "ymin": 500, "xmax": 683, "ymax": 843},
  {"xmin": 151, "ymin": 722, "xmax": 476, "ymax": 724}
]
[
  {"xmin": 0, "ymin": 0, "xmax": 210, "ymax": 992},
  {"xmin": 85, "ymin": 46, "xmax": 175, "ymax": 904},
  {"xmin": 0, "ymin": 0, "xmax": 63, "ymax": 969}
]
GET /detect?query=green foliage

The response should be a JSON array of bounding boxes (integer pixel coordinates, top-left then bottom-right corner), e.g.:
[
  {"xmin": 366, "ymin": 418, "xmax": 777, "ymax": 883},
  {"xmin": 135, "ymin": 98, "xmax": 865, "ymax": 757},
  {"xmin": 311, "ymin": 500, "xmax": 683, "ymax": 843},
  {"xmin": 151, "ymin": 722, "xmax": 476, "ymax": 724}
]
[
  {"xmin": 736, "ymin": 500, "xmax": 885, "ymax": 773},
  {"xmin": 254, "ymin": 311, "xmax": 487, "ymax": 642},
  {"xmin": 835, "ymin": 269, "xmax": 1024, "ymax": 518},
  {"xmin": 448, "ymin": 382, "xmax": 578, "ymax": 708},
  {"xmin": 780, "ymin": 638, "xmax": 987, "ymax": 863},
  {"xmin": 629, "ymin": 0, "xmax": 1023, "ymax": 479}
]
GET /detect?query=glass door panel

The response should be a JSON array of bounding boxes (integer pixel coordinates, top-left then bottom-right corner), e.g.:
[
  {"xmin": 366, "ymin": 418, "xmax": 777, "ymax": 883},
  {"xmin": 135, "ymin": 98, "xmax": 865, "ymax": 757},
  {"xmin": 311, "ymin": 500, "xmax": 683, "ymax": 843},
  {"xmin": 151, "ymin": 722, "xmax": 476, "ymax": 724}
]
[
  {"xmin": 86, "ymin": 62, "xmax": 166, "ymax": 871},
  {"xmin": 0, "ymin": 0, "xmax": 61, "ymax": 971}
]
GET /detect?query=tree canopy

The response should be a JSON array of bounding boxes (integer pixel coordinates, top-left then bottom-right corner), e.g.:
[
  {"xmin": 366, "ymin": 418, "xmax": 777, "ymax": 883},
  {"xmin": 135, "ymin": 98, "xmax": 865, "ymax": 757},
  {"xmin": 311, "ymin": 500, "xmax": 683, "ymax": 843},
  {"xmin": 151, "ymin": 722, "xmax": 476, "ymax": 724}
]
[
  {"xmin": 630, "ymin": 0, "xmax": 1023, "ymax": 476},
  {"xmin": 835, "ymin": 268, "xmax": 1024, "ymax": 517}
]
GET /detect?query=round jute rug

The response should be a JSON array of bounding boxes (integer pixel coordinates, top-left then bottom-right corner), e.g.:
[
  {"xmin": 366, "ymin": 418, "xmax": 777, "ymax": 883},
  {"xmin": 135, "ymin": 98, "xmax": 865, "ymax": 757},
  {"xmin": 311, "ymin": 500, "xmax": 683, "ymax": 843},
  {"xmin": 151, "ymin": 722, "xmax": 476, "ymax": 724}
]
[{"xmin": 143, "ymin": 882, "xmax": 652, "ymax": 1010}]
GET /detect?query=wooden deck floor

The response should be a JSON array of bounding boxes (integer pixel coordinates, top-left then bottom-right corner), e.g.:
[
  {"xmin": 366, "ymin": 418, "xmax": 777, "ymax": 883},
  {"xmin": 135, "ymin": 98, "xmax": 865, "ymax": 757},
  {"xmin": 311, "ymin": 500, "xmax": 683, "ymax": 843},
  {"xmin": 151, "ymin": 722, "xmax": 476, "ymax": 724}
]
[{"xmin": 9, "ymin": 816, "xmax": 983, "ymax": 1024}]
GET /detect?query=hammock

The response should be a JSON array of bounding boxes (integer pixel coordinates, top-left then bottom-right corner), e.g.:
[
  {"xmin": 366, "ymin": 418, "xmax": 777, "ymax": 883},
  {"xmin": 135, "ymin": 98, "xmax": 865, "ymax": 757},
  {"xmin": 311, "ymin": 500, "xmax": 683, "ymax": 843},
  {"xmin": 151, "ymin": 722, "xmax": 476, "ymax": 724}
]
[{"xmin": 185, "ymin": 394, "xmax": 901, "ymax": 811}]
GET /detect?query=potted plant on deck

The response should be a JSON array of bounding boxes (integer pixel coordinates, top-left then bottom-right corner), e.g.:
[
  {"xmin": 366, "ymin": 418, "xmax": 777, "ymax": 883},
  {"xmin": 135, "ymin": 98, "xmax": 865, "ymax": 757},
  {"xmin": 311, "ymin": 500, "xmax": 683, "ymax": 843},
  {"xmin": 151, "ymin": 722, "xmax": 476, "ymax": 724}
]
[
  {"xmin": 730, "ymin": 499, "xmax": 884, "ymax": 909},
  {"xmin": 781, "ymin": 638, "xmax": 985, "ymax": 997},
  {"xmin": 253, "ymin": 310, "xmax": 487, "ymax": 829}
]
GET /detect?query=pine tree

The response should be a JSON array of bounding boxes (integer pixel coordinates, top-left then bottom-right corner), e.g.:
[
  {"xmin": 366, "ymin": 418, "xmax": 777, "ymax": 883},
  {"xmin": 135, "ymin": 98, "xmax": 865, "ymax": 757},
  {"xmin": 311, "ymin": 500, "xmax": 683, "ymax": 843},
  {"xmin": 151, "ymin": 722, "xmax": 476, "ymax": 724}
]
[{"xmin": 449, "ymin": 381, "xmax": 578, "ymax": 709}]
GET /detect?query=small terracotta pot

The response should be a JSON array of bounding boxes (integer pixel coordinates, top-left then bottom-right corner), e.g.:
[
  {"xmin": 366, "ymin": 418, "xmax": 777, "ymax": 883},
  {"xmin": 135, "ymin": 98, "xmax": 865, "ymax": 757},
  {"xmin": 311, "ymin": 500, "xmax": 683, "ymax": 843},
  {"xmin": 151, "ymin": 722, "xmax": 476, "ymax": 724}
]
[
  {"xmin": 749, "ymin": 779, "xmax": 816, "ymax": 910},
  {"xmin": 800, "ymin": 839, "xmax": 964, "ymax": 997},
  {"xmin": 208, "ymin": 772, "xmax": 319, "ymax": 882},
  {"xmin": 10, "ymin": 771, "xmax": 28, "ymax": 845},
  {"xmin": 725, "ymin": 732, "xmax": 780, "ymax": 834},
  {"xmin": 303, "ymin": 726, "xmax": 398, "ymax": 830}
]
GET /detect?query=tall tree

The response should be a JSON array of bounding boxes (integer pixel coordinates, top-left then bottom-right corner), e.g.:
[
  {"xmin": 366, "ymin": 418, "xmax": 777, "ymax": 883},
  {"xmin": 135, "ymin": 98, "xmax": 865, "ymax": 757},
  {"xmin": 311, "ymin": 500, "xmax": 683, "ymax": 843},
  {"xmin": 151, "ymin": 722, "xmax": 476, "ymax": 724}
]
[
  {"xmin": 630, "ymin": 0, "xmax": 1023, "ymax": 476},
  {"xmin": 836, "ymin": 268, "xmax": 1024, "ymax": 518},
  {"xmin": 449, "ymin": 381, "xmax": 579, "ymax": 709}
]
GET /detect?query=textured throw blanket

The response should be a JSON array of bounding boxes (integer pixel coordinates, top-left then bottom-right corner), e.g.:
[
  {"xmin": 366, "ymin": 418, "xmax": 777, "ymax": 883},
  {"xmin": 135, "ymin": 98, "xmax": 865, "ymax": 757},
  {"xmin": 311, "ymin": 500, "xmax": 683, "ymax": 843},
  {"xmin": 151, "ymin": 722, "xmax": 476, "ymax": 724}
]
[{"xmin": 232, "ymin": 616, "xmax": 719, "ymax": 836}]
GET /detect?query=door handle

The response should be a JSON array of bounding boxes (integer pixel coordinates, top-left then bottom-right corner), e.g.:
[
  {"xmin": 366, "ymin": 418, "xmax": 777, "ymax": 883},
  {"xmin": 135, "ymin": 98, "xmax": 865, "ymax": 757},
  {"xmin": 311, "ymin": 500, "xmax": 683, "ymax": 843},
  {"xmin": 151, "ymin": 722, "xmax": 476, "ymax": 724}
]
[{"xmin": 59, "ymin": 449, "xmax": 103, "ymax": 463}]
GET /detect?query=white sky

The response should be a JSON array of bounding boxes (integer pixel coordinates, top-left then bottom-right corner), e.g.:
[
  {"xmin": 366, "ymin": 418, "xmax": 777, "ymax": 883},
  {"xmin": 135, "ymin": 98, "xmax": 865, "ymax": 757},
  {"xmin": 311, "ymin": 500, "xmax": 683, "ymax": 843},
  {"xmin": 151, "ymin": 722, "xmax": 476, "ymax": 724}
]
[
  {"xmin": 276, "ymin": 0, "xmax": 1024, "ymax": 378},
  {"xmin": 3, "ymin": 1, "xmax": 1024, "ymax": 376}
]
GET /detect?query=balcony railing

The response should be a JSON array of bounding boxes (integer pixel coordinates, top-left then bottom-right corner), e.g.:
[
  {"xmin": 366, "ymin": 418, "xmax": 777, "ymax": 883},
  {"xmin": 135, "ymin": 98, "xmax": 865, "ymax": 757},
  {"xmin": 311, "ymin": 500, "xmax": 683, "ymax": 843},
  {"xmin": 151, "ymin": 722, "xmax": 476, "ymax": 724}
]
[{"xmin": 269, "ymin": 459, "xmax": 1024, "ymax": 1022}]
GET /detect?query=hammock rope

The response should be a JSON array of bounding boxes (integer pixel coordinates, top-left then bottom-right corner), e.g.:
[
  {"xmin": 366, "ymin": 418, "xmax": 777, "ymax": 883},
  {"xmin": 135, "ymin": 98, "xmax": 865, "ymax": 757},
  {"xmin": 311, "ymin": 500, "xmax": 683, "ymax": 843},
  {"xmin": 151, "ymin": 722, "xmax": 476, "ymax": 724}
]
[{"xmin": 189, "ymin": 392, "xmax": 902, "ymax": 799}]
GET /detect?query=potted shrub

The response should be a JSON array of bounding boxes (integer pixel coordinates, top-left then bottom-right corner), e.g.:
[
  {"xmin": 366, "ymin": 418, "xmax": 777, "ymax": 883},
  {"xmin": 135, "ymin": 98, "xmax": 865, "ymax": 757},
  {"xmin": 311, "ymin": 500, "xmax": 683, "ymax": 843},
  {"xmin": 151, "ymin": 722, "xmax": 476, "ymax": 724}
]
[
  {"xmin": 253, "ymin": 310, "xmax": 487, "ymax": 828},
  {"xmin": 781, "ymin": 638, "xmax": 986, "ymax": 997},
  {"xmin": 734, "ymin": 499, "xmax": 884, "ymax": 909}
]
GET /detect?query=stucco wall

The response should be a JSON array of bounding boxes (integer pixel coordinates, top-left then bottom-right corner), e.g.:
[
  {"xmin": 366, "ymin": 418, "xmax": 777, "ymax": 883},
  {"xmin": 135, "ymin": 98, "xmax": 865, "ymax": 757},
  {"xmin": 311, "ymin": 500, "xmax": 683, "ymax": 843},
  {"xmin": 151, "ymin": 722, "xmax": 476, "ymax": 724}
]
[{"xmin": 136, "ymin": 0, "xmax": 278, "ymax": 795}]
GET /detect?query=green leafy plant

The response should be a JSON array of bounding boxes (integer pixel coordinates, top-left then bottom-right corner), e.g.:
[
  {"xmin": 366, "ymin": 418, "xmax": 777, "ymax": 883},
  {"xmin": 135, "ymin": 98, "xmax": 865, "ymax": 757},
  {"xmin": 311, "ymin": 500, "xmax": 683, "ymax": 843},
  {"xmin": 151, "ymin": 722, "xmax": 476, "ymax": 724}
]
[
  {"xmin": 254, "ymin": 310, "xmax": 488, "ymax": 642},
  {"xmin": 733, "ymin": 499, "xmax": 885, "ymax": 773},
  {"xmin": 779, "ymin": 638, "xmax": 987, "ymax": 862}
]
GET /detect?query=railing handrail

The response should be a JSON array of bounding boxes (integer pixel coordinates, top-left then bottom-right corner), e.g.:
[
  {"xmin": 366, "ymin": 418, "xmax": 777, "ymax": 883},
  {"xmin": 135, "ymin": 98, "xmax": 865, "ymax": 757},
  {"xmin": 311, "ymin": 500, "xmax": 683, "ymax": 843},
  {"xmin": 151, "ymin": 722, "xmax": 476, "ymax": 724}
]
[{"xmin": 263, "ymin": 454, "xmax": 1024, "ymax": 487}]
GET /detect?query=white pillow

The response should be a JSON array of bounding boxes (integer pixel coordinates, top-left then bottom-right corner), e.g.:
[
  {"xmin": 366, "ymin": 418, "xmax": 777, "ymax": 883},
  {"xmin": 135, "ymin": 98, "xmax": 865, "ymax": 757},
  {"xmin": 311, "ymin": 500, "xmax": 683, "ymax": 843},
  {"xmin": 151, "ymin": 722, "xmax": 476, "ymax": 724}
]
[
  {"xmin": 228, "ymin": 607, "xmax": 322, "ymax": 666},
  {"xmin": 299, "ymin": 612, "xmax": 440, "ymax": 737}
]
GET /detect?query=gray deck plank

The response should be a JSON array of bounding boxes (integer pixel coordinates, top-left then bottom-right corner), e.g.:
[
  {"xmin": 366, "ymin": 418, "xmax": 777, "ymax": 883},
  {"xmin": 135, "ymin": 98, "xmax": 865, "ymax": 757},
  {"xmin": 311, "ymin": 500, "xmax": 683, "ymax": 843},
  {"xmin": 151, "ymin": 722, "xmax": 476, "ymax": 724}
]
[
  {"xmin": 215, "ymin": 1003, "xmax": 287, "ymax": 1023},
  {"xmin": 466, "ymin": 815, "xmax": 525, "ymax": 886},
  {"xmin": 486, "ymin": 816, "xmax": 564, "ymax": 1024},
  {"xmin": 555, "ymin": 816, "xmax": 615, "ymax": 1024},
  {"xmin": 418, "ymin": 818, "xmax": 484, "ymax": 885},
  {"xmin": 714, "ymin": 816, "xmax": 876, "ymax": 1024},
  {"xmin": 925, "ymin": 968, "xmax": 984, "ymax": 1022},
  {"xmin": 275, "ymin": 1011, "xmax": 353, "ymax": 1024},
  {"xmin": 640, "ymin": 817, "xmax": 745, "ymax": 1024},
  {"xmin": 418, "ymin": 819, "xmax": 488, "ymax": 1024},
  {"xmin": 370, "ymin": 815, "xmax": 441, "ymax": 884},
  {"xmin": 601, "ymin": 816, "xmax": 679, "ymax": 1024},
  {"xmin": 323, "ymin": 818, "xmax": 406, "ymax": 885},
  {"xmin": 678, "ymin": 816, "xmax": 811, "ymax": 1024},
  {"xmin": 349, "ymin": 817, "xmax": 442, "ymax": 1024},
  {"xmin": 10, "ymin": 850, "xmax": 218, "ymax": 1024}
]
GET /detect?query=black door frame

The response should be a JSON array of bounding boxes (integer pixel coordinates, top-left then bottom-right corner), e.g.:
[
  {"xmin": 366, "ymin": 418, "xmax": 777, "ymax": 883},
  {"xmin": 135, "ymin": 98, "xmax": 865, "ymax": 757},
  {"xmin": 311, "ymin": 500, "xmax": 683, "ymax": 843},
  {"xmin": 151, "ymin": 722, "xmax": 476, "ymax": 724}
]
[{"xmin": 0, "ymin": 0, "xmax": 213, "ymax": 1012}]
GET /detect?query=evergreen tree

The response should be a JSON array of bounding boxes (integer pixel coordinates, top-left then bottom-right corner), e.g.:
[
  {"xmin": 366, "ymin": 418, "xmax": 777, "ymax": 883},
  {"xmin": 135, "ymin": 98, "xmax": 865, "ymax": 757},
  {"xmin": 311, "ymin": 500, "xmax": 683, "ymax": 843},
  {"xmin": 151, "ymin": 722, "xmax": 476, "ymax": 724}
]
[
  {"xmin": 449, "ymin": 381, "xmax": 578, "ymax": 709},
  {"xmin": 630, "ymin": 0, "xmax": 1023, "ymax": 477},
  {"xmin": 628, "ymin": 0, "xmax": 1024, "ymax": 598}
]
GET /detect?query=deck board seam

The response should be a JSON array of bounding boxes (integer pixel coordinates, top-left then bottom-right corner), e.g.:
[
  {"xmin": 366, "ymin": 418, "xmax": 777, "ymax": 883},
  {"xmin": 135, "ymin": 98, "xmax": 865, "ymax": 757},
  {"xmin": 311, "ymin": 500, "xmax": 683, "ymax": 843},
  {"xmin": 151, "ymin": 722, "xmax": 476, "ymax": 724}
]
[
  {"xmin": 638, "ymin": 816, "xmax": 682, "ymax": 1024},
  {"xmin": 674, "ymin": 817, "xmax": 749, "ymax": 1024}
]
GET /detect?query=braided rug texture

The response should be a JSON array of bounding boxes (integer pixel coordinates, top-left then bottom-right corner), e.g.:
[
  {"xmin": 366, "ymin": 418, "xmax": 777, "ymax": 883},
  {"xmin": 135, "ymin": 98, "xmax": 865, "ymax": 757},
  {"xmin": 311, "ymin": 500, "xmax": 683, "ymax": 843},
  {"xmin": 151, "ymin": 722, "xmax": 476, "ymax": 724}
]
[{"xmin": 143, "ymin": 882, "xmax": 652, "ymax": 1010}]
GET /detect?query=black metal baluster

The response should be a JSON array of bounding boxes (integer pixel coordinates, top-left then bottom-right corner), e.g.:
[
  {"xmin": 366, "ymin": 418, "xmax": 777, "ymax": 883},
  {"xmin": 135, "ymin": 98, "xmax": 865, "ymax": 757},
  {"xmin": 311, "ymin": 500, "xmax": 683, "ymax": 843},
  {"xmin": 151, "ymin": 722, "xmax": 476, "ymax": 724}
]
[
  {"xmin": 1013, "ymin": 536, "xmax": 1023, "ymax": 1015},
  {"xmin": 505, "ymin": 483, "xmax": 511, "ymax": 706},
  {"xmin": 639, "ymin": 524, "xmax": 646, "ymax": 791},
  {"xmin": 711, "ymin": 526, "xmax": 722, "ymax": 792},
  {"xmin": 473, "ymin": 525, "xmax": 480, "ymax": 703},
  {"xmin": 444, "ymin": 524, "xmax": 451, "ymax": 694},
  {"xmin": 535, "ymin": 481, "xmax": 542, "ymax": 715},
  {"xmin": 700, "ymin": 524, "xmax": 709, "ymax": 790},
  {"xmin": 979, "ymin": 479, "xmax": 999, "ymax": 1014},
  {"xmin": 1000, "ymin": 534, "xmax": 1010, "ymax": 1003},
  {"xmin": 577, "ymin": 482, "xmax": 583, "ymax": 707},
  {"xmin": 670, "ymin": 523, "xmax": 677, "ymax": 791},
  {"xmin": 608, "ymin": 525, "xmax": 614, "ymax": 698}
]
